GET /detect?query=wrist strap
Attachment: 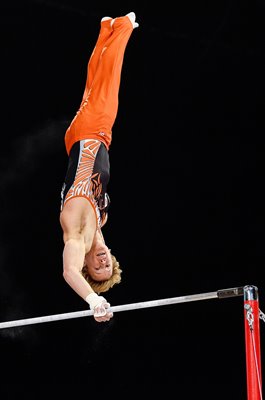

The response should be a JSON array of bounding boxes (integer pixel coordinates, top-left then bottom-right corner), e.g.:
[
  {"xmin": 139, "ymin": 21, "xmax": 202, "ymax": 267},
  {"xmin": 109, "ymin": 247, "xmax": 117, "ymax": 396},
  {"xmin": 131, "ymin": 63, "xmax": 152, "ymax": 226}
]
[{"xmin": 85, "ymin": 293, "xmax": 105, "ymax": 310}]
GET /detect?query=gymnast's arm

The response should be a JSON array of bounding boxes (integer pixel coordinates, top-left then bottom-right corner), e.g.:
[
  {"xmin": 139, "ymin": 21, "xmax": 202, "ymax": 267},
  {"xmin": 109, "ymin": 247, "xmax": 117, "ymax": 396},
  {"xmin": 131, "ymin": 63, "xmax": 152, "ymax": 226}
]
[
  {"xmin": 62, "ymin": 233, "xmax": 92, "ymax": 299},
  {"xmin": 60, "ymin": 210, "xmax": 112, "ymax": 322}
]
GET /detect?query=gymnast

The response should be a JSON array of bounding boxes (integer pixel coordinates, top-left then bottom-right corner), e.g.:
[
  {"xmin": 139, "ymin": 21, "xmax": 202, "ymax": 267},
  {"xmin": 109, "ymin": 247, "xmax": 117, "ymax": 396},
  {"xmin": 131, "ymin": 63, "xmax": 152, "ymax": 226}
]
[{"xmin": 60, "ymin": 12, "xmax": 139, "ymax": 322}]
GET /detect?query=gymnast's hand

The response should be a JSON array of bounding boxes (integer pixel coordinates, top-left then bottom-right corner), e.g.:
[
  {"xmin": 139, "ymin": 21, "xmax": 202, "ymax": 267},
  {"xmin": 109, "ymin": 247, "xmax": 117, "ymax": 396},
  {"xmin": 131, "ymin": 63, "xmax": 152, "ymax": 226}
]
[{"xmin": 85, "ymin": 292, "xmax": 113, "ymax": 322}]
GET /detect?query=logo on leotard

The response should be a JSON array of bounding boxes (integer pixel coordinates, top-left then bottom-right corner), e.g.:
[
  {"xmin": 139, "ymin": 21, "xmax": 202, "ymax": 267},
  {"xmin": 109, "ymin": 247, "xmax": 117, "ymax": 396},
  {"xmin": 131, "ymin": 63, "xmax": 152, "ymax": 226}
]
[{"xmin": 60, "ymin": 183, "xmax": 66, "ymax": 211}]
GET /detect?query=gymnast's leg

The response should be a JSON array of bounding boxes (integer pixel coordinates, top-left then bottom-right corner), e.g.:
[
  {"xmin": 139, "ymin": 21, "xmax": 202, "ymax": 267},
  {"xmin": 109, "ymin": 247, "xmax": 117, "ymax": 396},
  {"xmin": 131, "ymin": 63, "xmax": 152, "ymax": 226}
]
[
  {"xmin": 82, "ymin": 12, "xmax": 138, "ymax": 130},
  {"xmin": 81, "ymin": 17, "xmax": 114, "ymax": 105}
]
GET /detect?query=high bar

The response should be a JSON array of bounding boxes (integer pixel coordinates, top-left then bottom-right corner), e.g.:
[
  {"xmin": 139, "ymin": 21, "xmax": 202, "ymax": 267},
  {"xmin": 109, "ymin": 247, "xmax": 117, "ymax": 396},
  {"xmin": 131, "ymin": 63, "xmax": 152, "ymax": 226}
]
[{"xmin": 0, "ymin": 286, "xmax": 244, "ymax": 330}]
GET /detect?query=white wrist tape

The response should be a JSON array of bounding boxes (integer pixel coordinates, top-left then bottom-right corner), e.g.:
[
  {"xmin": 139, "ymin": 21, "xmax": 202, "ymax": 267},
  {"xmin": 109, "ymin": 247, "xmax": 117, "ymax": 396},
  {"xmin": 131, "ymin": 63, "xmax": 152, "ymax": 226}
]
[{"xmin": 85, "ymin": 293, "xmax": 106, "ymax": 310}]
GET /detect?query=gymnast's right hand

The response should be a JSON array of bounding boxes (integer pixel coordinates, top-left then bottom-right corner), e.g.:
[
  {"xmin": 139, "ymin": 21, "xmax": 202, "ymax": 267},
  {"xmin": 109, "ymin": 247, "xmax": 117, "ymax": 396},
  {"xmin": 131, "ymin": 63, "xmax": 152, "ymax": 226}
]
[{"xmin": 85, "ymin": 292, "xmax": 113, "ymax": 322}]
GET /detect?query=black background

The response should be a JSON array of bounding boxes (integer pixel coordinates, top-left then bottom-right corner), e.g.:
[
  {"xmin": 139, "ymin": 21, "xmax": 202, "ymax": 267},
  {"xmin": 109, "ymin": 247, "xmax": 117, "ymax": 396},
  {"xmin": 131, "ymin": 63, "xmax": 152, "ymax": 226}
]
[{"xmin": 0, "ymin": 1, "xmax": 264, "ymax": 398}]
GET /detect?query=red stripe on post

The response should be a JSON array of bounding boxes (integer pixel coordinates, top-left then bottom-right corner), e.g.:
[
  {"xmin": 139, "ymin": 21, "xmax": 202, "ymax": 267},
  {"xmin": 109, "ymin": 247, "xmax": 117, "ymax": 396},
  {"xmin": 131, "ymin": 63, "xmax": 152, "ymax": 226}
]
[{"xmin": 244, "ymin": 285, "xmax": 262, "ymax": 400}]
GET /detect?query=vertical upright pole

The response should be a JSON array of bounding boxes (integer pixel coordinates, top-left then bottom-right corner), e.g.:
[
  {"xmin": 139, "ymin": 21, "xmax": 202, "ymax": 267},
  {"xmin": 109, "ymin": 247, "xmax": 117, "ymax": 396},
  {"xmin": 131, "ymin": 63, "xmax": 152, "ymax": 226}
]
[{"xmin": 244, "ymin": 285, "xmax": 262, "ymax": 400}]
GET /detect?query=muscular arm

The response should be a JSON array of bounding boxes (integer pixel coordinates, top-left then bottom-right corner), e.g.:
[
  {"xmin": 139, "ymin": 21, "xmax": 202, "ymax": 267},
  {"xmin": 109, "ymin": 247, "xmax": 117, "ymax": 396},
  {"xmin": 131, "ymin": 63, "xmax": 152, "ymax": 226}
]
[
  {"xmin": 62, "ymin": 236, "xmax": 94, "ymax": 300},
  {"xmin": 60, "ymin": 199, "xmax": 113, "ymax": 322},
  {"xmin": 60, "ymin": 198, "xmax": 96, "ymax": 300}
]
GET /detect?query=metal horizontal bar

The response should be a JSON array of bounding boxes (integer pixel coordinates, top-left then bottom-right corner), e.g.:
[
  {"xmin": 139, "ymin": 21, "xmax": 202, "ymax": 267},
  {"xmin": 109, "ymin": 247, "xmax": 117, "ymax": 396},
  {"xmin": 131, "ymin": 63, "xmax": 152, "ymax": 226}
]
[{"xmin": 0, "ymin": 287, "xmax": 244, "ymax": 330}]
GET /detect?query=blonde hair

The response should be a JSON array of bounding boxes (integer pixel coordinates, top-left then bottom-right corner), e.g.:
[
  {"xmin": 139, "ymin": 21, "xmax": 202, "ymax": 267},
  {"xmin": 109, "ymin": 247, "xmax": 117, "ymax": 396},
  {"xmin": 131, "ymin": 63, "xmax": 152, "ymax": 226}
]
[{"xmin": 81, "ymin": 253, "xmax": 122, "ymax": 294}]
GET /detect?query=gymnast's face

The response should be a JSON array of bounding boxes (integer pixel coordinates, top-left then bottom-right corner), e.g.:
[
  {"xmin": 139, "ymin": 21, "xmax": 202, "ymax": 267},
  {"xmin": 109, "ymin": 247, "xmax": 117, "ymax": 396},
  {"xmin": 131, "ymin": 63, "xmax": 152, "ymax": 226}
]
[{"xmin": 84, "ymin": 243, "xmax": 113, "ymax": 281}]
